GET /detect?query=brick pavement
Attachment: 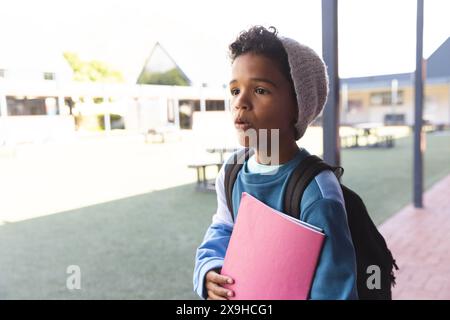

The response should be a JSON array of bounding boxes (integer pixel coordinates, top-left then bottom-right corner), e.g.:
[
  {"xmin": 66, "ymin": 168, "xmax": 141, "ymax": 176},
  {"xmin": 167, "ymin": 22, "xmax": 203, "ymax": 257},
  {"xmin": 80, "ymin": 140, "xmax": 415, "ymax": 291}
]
[{"xmin": 379, "ymin": 174, "xmax": 450, "ymax": 299}]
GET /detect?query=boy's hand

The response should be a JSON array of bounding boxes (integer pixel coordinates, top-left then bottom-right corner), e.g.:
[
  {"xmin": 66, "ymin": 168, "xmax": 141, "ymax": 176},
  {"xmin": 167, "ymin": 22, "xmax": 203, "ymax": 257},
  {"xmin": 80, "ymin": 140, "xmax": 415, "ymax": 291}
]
[{"xmin": 205, "ymin": 268, "xmax": 234, "ymax": 300}]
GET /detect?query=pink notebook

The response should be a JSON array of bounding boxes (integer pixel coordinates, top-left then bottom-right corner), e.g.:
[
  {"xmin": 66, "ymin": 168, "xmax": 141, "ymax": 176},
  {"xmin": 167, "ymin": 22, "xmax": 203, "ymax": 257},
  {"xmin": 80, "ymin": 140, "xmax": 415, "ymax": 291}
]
[{"xmin": 221, "ymin": 192, "xmax": 325, "ymax": 300}]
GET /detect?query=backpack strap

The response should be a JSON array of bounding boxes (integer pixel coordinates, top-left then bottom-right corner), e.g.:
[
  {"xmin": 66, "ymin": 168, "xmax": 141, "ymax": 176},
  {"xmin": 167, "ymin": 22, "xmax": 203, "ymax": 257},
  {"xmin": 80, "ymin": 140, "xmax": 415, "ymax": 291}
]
[
  {"xmin": 284, "ymin": 155, "xmax": 344, "ymax": 219},
  {"xmin": 224, "ymin": 147, "xmax": 255, "ymax": 222}
]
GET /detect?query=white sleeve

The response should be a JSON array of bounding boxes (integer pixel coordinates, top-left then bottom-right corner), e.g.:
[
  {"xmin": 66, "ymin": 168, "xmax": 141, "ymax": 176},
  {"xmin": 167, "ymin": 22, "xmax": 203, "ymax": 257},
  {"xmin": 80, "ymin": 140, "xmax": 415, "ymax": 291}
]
[{"xmin": 211, "ymin": 158, "xmax": 235, "ymax": 227}]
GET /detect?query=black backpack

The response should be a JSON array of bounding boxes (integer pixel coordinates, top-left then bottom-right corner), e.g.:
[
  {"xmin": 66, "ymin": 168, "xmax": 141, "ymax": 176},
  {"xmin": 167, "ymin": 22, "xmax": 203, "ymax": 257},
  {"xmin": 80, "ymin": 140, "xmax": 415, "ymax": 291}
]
[{"xmin": 224, "ymin": 147, "xmax": 399, "ymax": 300}]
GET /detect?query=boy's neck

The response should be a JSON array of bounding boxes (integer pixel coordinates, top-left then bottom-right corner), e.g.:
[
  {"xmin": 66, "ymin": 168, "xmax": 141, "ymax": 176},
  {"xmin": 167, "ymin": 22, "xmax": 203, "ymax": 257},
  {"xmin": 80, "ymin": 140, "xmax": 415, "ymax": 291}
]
[{"xmin": 254, "ymin": 141, "xmax": 300, "ymax": 165}]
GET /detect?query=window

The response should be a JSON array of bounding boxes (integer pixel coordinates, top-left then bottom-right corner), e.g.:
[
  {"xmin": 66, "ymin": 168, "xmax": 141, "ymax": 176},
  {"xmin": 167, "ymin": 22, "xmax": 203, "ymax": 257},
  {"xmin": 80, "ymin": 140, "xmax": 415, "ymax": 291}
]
[
  {"xmin": 370, "ymin": 91, "xmax": 404, "ymax": 106},
  {"xmin": 179, "ymin": 100, "xmax": 200, "ymax": 112},
  {"xmin": 384, "ymin": 113, "xmax": 405, "ymax": 125},
  {"xmin": 43, "ymin": 72, "xmax": 55, "ymax": 80},
  {"xmin": 205, "ymin": 100, "xmax": 225, "ymax": 111},
  {"xmin": 6, "ymin": 96, "xmax": 47, "ymax": 115},
  {"xmin": 347, "ymin": 99, "xmax": 363, "ymax": 113}
]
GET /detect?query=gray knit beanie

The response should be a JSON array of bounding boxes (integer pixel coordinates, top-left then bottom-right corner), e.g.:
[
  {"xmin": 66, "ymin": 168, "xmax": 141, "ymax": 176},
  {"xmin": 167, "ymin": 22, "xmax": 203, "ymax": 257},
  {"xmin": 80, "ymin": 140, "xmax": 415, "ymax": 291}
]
[{"xmin": 278, "ymin": 37, "xmax": 329, "ymax": 140}]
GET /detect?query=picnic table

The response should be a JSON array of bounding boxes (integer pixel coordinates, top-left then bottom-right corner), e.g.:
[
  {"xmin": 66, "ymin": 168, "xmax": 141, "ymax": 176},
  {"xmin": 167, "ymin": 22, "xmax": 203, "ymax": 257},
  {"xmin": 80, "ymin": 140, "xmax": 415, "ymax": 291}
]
[
  {"xmin": 206, "ymin": 147, "xmax": 239, "ymax": 162},
  {"xmin": 145, "ymin": 125, "xmax": 178, "ymax": 143},
  {"xmin": 188, "ymin": 161, "xmax": 223, "ymax": 192},
  {"xmin": 341, "ymin": 123, "xmax": 395, "ymax": 149},
  {"xmin": 188, "ymin": 147, "xmax": 239, "ymax": 192}
]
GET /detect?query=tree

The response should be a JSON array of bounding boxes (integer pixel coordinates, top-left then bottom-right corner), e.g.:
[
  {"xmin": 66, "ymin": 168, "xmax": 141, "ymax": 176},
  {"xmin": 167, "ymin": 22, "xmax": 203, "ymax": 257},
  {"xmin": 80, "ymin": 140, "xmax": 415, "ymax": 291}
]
[{"xmin": 63, "ymin": 52, "xmax": 124, "ymax": 83}]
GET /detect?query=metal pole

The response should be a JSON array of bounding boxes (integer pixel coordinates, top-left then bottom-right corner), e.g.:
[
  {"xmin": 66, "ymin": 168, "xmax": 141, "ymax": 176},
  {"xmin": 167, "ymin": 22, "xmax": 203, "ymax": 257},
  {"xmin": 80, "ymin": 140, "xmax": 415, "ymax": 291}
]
[
  {"xmin": 200, "ymin": 86, "xmax": 206, "ymax": 112},
  {"xmin": 56, "ymin": 73, "xmax": 65, "ymax": 116},
  {"xmin": 391, "ymin": 79, "xmax": 398, "ymax": 119},
  {"xmin": 414, "ymin": 0, "xmax": 424, "ymax": 208},
  {"xmin": 342, "ymin": 83, "xmax": 348, "ymax": 125},
  {"xmin": 0, "ymin": 78, "xmax": 7, "ymax": 117},
  {"xmin": 448, "ymin": 83, "xmax": 450, "ymax": 127},
  {"xmin": 224, "ymin": 84, "xmax": 230, "ymax": 112},
  {"xmin": 174, "ymin": 98, "xmax": 180, "ymax": 129},
  {"xmin": 102, "ymin": 85, "xmax": 111, "ymax": 133},
  {"xmin": 322, "ymin": 0, "xmax": 340, "ymax": 166}
]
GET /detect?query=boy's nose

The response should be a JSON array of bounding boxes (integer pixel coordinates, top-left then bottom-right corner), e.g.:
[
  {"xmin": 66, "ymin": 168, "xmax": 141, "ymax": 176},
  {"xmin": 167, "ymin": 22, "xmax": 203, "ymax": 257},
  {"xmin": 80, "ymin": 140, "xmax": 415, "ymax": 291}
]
[
  {"xmin": 233, "ymin": 103, "xmax": 250, "ymax": 111},
  {"xmin": 232, "ymin": 94, "xmax": 252, "ymax": 111}
]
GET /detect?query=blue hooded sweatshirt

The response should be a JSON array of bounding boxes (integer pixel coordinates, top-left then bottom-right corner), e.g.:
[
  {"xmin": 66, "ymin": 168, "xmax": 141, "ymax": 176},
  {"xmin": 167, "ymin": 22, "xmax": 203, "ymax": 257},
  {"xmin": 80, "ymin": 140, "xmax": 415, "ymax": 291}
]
[{"xmin": 193, "ymin": 147, "xmax": 358, "ymax": 300}]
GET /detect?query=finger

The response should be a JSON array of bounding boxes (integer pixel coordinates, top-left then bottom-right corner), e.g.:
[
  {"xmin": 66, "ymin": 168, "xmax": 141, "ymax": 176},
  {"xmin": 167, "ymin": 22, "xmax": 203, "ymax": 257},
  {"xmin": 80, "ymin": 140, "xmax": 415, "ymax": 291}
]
[
  {"xmin": 207, "ymin": 290, "xmax": 227, "ymax": 300},
  {"xmin": 212, "ymin": 272, "xmax": 234, "ymax": 285},
  {"xmin": 206, "ymin": 282, "xmax": 234, "ymax": 298}
]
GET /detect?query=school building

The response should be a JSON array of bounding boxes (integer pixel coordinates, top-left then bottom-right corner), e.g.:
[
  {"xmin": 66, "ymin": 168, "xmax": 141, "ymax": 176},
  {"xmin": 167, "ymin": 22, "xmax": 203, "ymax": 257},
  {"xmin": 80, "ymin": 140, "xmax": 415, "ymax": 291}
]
[
  {"xmin": 1, "ymin": 38, "xmax": 449, "ymax": 144},
  {"xmin": 340, "ymin": 37, "xmax": 450, "ymax": 127}
]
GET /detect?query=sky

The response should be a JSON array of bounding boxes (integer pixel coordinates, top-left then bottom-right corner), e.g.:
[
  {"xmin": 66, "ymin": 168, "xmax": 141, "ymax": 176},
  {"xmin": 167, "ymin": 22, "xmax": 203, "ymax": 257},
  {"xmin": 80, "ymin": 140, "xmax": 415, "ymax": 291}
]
[{"xmin": 0, "ymin": 0, "xmax": 449, "ymax": 86}]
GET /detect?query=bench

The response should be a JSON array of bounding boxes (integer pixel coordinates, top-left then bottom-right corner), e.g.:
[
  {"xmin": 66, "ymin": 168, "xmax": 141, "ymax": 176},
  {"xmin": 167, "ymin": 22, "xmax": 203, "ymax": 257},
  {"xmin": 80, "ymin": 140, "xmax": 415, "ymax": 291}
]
[
  {"xmin": 188, "ymin": 161, "xmax": 223, "ymax": 192},
  {"xmin": 373, "ymin": 133, "xmax": 394, "ymax": 148},
  {"xmin": 340, "ymin": 134, "xmax": 360, "ymax": 148},
  {"xmin": 145, "ymin": 126, "xmax": 178, "ymax": 143},
  {"xmin": 206, "ymin": 147, "xmax": 239, "ymax": 162},
  {"xmin": 340, "ymin": 133, "xmax": 394, "ymax": 149}
]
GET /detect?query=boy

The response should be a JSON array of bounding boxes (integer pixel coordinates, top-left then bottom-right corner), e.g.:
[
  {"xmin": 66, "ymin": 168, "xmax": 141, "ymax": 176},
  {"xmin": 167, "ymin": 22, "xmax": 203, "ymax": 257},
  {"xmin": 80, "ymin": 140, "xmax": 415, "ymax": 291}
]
[{"xmin": 193, "ymin": 26, "xmax": 358, "ymax": 300}]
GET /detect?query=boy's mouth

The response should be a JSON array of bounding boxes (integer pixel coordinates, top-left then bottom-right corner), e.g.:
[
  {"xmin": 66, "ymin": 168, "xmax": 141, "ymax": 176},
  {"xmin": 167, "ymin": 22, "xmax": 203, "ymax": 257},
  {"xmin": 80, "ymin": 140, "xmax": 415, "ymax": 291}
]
[{"xmin": 234, "ymin": 118, "xmax": 253, "ymax": 131}]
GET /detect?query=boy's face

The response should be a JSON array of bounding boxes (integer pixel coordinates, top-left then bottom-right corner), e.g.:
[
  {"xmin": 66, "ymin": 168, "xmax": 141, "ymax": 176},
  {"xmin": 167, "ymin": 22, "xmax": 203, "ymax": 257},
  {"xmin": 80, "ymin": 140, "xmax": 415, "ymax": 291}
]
[{"xmin": 229, "ymin": 53, "xmax": 298, "ymax": 148}]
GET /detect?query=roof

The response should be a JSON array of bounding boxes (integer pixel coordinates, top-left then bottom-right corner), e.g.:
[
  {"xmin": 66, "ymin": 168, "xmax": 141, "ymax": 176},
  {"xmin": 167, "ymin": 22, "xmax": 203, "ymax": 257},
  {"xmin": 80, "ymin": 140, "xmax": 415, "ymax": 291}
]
[
  {"xmin": 341, "ymin": 37, "xmax": 450, "ymax": 89},
  {"xmin": 136, "ymin": 42, "xmax": 191, "ymax": 86}
]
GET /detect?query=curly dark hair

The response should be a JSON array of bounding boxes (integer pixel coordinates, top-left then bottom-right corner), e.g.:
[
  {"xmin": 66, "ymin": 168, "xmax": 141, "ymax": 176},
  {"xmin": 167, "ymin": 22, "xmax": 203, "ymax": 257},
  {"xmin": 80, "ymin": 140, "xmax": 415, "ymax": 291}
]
[{"xmin": 228, "ymin": 26, "xmax": 293, "ymax": 86}]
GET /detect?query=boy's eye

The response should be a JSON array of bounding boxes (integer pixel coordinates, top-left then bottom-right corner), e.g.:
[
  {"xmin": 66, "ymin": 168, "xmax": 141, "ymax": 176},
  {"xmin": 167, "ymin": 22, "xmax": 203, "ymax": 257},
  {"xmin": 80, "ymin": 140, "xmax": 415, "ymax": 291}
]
[
  {"xmin": 230, "ymin": 87, "xmax": 269, "ymax": 96},
  {"xmin": 230, "ymin": 88, "xmax": 240, "ymax": 96},
  {"xmin": 255, "ymin": 87, "xmax": 269, "ymax": 95}
]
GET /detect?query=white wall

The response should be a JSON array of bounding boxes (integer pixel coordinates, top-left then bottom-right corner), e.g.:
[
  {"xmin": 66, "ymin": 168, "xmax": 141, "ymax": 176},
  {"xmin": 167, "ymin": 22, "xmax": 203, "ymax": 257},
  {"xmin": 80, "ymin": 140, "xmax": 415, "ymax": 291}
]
[{"xmin": 0, "ymin": 115, "xmax": 75, "ymax": 144}]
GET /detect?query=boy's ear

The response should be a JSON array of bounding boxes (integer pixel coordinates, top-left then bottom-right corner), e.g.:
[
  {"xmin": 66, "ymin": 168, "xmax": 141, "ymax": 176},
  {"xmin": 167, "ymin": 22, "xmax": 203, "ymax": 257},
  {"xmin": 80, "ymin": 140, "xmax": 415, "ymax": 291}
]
[{"xmin": 293, "ymin": 113, "xmax": 299, "ymax": 127}]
